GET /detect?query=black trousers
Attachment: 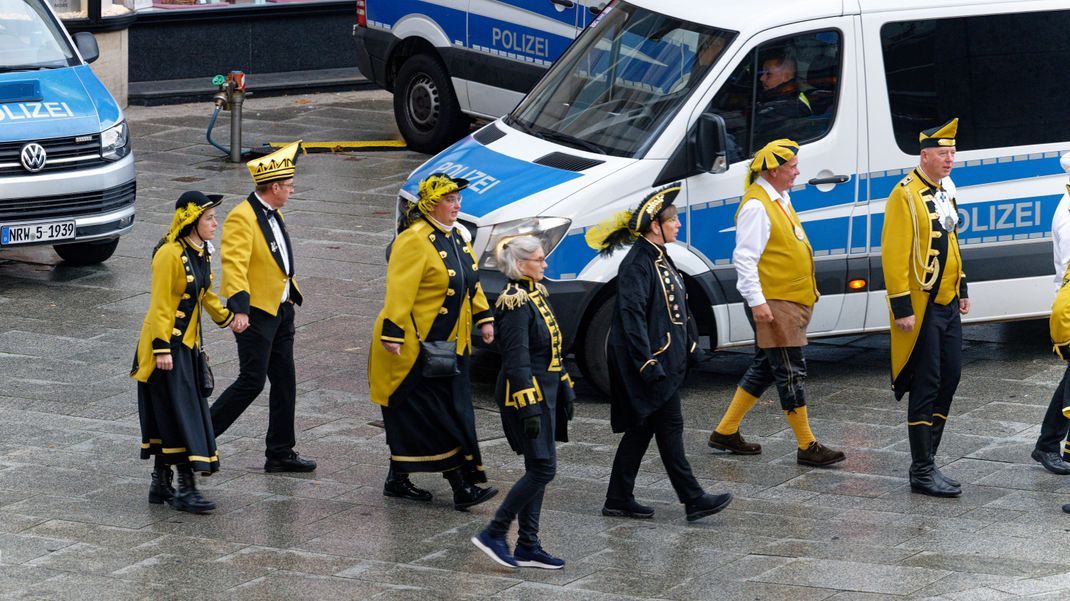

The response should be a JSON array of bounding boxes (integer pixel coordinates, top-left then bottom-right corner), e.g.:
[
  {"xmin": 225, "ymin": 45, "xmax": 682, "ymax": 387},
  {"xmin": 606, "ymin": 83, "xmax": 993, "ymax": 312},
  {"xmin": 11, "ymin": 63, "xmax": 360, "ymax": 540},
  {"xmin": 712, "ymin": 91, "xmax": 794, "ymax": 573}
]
[
  {"xmin": 1036, "ymin": 363, "xmax": 1070, "ymax": 453},
  {"xmin": 738, "ymin": 306, "xmax": 807, "ymax": 410},
  {"xmin": 907, "ymin": 300, "xmax": 961, "ymax": 425},
  {"xmin": 210, "ymin": 303, "xmax": 296, "ymax": 459},
  {"xmin": 487, "ymin": 451, "xmax": 556, "ymax": 547},
  {"xmin": 607, "ymin": 392, "xmax": 704, "ymax": 504}
]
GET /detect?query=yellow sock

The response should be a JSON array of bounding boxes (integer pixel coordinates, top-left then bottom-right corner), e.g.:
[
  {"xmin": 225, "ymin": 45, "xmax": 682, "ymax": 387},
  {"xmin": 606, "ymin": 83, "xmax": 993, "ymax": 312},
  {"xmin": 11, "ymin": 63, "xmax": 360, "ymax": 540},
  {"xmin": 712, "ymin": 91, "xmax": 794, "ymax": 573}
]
[
  {"xmin": 715, "ymin": 387, "xmax": 759, "ymax": 435},
  {"xmin": 784, "ymin": 406, "xmax": 817, "ymax": 449}
]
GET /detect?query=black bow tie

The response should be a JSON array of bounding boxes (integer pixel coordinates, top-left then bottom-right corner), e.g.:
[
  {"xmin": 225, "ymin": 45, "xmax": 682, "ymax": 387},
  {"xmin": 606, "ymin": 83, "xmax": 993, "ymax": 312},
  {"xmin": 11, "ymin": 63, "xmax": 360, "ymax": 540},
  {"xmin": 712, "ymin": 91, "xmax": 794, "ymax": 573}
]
[{"xmin": 263, "ymin": 207, "xmax": 277, "ymax": 219}]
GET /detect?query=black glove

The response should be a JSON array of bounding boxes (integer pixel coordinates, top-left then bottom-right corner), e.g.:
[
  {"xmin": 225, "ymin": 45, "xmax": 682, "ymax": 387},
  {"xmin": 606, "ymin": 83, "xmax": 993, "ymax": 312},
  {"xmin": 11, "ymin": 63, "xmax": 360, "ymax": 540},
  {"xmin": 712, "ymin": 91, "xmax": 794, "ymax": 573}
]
[
  {"xmin": 563, "ymin": 397, "xmax": 575, "ymax": 421},
  {"xmin": 522, "ymin": 415, "xmax": 541, "ymax": 439}
]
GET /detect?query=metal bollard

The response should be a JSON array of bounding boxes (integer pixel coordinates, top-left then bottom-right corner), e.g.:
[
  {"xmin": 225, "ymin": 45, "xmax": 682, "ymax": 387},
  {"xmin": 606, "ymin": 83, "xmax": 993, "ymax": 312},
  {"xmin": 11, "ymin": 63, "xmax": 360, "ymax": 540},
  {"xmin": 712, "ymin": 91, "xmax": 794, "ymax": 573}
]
[{"xmin": 227, "ymin": 71, "xmax": 246, "ymax": 163}]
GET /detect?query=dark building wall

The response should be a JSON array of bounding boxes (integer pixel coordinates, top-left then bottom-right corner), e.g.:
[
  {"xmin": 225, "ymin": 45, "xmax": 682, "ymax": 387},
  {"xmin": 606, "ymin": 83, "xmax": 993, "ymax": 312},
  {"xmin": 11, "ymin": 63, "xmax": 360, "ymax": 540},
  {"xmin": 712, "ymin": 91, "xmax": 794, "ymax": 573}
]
[{"xmin": 129, "ymin": 2, "xmax": 358, "ymax": 82}]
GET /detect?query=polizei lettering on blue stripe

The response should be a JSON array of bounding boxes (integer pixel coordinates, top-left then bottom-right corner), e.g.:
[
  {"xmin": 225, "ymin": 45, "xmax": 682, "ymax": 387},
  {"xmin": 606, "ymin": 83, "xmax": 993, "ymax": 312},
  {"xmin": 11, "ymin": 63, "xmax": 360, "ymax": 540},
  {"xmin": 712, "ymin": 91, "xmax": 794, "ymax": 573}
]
[{"xmin": 0, "ymin": 102, "xmax": 75, "ymax": 121}]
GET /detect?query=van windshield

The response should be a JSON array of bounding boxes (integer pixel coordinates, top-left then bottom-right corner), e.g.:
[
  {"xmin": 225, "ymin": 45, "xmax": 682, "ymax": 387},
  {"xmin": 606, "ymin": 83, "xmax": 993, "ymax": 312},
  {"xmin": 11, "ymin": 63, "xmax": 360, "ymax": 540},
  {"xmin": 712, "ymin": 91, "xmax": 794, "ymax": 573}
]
[
  {"xmin": 0, "ymin": 0, "xmax": 77, "ymax": 72},
  {"xmin": 507, "ymin": 2, "xmax": 735, "ymax": 158}
]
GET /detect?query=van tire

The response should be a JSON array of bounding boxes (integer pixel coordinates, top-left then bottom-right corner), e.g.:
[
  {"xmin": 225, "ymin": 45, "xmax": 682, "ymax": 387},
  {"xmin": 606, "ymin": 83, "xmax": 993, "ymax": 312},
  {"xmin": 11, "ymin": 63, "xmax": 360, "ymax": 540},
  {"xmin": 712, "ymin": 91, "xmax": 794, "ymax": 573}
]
[
  {"xmin": 394, "ymin": 53, "xmax": 471, "ymax": 154},
  {"xmin": 581, "ymin": 296, "xmax": 615, "ymax": 398},
  {"xmin": 54, "ymin": 238, "xmax": 119, "ymax": 266}
]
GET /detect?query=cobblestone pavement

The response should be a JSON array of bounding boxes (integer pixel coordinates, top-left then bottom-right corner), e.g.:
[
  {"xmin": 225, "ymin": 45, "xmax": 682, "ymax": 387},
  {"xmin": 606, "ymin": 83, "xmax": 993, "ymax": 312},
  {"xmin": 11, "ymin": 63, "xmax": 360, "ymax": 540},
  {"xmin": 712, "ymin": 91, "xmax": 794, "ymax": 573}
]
[{"xmin": 2, "ymin": 90, "xmax": 1070, "ymax": 600}]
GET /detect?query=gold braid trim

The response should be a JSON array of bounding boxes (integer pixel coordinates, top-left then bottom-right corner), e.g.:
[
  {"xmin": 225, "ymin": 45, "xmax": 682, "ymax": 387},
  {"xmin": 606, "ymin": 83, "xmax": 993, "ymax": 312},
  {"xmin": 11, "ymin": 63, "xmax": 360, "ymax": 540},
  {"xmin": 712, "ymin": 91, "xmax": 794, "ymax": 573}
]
[{"xmin": 495, "ymin": 284, "xmax": 529, "ymax": 310}]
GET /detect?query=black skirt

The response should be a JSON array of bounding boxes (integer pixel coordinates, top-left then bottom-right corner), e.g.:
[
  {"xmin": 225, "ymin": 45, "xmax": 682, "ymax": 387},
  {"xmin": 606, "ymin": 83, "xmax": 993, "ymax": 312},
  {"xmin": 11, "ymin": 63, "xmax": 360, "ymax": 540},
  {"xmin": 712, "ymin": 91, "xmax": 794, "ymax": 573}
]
[
  {"xmin": 138, "ymin": 344, "xmax": 219, "ymax": 475},
  {"xmin": 381, "ymin": 352, "xmax": 487, "ymax": 482}
]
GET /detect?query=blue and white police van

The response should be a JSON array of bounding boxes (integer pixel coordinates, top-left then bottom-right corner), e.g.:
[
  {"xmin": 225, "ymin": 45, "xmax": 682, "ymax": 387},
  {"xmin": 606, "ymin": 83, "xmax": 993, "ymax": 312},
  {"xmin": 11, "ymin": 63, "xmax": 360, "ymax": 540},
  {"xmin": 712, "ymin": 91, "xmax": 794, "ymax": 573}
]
[
  {"xmin": 1, "ymin": 0, "xmax": 134, "ymax": 265},
  {"xmin": 353, "ymin": 0, "xmax": 604, "ymax": 153},
  {"xmin": 397, "ymin": 0, "xmax": 1070, "ymax": 394}
]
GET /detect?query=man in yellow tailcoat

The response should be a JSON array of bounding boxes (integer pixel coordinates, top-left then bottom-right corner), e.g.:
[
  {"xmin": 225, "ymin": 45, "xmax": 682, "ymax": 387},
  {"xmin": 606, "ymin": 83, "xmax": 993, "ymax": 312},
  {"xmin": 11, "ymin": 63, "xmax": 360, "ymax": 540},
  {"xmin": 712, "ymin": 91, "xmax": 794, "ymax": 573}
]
[
  {"xmin": 882, "ymin": 118, "xmax": 968, "ymax": 498},
  {"xmin": 210, "ymin": 141, "xmax": 316, "ymax": 473}
]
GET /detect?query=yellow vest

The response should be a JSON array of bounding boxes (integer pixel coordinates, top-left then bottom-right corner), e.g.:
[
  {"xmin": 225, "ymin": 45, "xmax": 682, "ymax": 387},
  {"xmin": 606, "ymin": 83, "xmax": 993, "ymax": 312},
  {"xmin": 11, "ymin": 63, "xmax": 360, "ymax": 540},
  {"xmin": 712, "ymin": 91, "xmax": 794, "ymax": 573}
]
[
  {"xmin": 1052, "ymin": 264, "xmax": 1070, "ymax": 361},
  {"xmin": 736, "ymin": 182, "xmax": 818, "ymax": 307}
]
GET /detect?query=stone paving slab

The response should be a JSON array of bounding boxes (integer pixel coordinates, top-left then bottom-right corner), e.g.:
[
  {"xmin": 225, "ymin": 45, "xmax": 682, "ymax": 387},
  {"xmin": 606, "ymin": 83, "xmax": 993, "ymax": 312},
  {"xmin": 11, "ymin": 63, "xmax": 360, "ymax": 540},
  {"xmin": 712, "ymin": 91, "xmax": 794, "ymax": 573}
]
[{"xmin": 2, "ymin": 90, "xmax": 1070, "ymax": 599}]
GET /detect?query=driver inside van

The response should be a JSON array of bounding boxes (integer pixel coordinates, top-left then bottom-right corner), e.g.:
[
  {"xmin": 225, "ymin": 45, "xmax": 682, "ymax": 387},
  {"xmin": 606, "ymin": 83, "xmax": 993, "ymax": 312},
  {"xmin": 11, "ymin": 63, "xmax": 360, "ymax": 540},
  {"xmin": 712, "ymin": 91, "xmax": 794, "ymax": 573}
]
[{"xmin": 752, "ymin": 48, "xmax": 813, "ymax": 144}]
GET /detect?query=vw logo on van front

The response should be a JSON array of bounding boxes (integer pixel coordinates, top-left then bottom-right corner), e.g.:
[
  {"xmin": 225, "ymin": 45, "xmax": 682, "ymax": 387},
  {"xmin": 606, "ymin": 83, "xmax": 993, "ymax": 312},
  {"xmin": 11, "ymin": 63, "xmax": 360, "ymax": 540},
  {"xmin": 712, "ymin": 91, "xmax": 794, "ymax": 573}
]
[{"xmin": 20, "ymin": 143, "xmax": 47, "ymax": 173}]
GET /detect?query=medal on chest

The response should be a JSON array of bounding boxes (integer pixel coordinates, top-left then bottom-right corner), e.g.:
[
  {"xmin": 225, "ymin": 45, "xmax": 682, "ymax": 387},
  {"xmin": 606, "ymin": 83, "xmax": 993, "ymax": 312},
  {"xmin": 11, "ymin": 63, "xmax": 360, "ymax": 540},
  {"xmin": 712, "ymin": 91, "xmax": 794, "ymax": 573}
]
[{"xmin": 793, "ymin": 225, "xmax": 805, "ymax": 240}]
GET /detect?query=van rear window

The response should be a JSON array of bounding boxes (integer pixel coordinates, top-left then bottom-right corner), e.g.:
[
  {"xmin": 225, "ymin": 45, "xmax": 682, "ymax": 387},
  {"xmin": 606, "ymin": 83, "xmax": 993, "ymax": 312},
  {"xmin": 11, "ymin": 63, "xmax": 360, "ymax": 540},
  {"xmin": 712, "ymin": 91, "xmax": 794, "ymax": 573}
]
[{"xmin": 881, "ymin": 9, "xmax": 1070, "ymax": 154}]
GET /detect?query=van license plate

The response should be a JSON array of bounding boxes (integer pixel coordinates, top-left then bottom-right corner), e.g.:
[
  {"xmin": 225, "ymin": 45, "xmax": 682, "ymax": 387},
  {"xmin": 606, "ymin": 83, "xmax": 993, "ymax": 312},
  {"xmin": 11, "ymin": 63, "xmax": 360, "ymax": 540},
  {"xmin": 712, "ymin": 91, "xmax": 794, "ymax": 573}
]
[{"xmin": 1, "ymin": 221, "xmax": 76, "ymax": 245}]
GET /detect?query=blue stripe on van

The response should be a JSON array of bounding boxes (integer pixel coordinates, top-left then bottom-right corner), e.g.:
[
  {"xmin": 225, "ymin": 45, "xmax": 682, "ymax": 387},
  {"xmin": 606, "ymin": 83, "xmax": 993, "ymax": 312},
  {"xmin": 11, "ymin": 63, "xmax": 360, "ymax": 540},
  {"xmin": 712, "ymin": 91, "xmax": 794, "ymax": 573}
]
[
  {"xmin": 403, "ymin": 135, "xmax": 584, "ymax": 219},
  {"xmin": 867, "ymin": 156, "xmax": 1064, "ymax": 201},
  {"xmin": 486, "ymin": 0, "xmax": 578, "ymax": 26},
  {"xmin": 468, "ymin": 14, "xmax": 576, "ymax": 62}
]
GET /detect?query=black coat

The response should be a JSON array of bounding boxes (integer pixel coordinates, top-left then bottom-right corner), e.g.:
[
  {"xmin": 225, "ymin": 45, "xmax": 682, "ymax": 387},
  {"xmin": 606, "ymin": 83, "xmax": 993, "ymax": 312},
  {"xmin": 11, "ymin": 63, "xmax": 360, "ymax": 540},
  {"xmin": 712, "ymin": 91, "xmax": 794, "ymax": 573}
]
[
  {"xmin": 494, "ymin": 278, "xmax": 573, "ymax": 459},
  {"xmin": 608, "ymin": 238, "xmax": 699, "ymax": 432}
]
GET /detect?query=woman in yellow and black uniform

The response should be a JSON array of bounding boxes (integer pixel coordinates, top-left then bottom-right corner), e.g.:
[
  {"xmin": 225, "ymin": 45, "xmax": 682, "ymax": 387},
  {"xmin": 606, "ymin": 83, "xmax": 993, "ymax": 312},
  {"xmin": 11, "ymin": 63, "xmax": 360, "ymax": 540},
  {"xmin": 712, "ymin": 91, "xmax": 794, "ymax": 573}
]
[
  {"xmin": 471, "ymin": 236, "xmax": 574, "ymax": 570},
  {"xmin": 369, "ymin": 173, "xmax": 497, "ymax": 511},
  {"xmin": 131, "ymin": 191, "xmax": 234, "ymax": 514},
  {"xmin": 586, "ymin": 184, "xmax": 732, "ymax": 523}
]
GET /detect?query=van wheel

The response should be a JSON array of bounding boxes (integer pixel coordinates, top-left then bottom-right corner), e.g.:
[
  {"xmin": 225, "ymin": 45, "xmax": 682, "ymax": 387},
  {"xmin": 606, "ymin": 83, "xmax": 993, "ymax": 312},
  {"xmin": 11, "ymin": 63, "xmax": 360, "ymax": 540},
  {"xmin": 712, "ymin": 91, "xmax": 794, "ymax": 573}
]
[
  {"xmin": 394, "ymin": 53, "xmax": 471, "ymax": 154},
  {"xmin": 54, "ymin": 238, "xmax": 119, "ymax": 266},
  {"xmin": 580, "ymin": 296, "xmax": 615, "ymax": 398}
]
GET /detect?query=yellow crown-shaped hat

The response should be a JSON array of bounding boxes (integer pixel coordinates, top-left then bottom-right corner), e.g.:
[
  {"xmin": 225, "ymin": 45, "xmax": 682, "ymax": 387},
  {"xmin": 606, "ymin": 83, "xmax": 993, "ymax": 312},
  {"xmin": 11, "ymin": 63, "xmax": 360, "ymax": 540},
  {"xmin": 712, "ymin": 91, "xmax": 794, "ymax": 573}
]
[
  {"xmin": 248, "ymin": 141, "xmax": 302, "ymax": 185},
  {"xmin": 919, "ymin": 118, "xmax": 957, "ymax": 149}
]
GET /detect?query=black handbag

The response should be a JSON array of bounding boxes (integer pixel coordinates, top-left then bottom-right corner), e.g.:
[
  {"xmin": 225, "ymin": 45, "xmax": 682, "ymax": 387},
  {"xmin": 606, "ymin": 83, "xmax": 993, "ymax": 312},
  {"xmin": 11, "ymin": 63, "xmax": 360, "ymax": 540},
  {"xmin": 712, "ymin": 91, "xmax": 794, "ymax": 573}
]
[
  {"xmin": 196, "ymin": 299, "xmax": 215, "ymax": 397},
  {"xmin": 412, "ymin": 315, "xmax": 459, "ymax": 378}
]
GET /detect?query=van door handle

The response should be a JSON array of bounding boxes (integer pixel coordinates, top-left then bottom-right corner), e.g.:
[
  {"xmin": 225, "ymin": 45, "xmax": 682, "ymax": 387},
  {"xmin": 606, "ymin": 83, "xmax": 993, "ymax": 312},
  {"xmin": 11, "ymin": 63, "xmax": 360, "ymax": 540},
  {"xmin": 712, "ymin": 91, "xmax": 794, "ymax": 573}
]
[
  {"xmin": 551, "ymin": 0, "xmax": 575, "ymax": 7},
  {"xmin": 808, "ymin": 175, "xmax": 849, "ymax": 186}
]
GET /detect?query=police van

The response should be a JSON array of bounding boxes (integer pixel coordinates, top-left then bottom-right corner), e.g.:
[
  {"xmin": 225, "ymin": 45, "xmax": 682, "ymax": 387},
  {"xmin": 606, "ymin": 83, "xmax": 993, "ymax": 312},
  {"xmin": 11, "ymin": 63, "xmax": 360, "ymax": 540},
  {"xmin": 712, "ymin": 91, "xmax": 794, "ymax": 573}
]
[
  {"xmin": 397, "ymin": 0, "xmax": 1070, "ymax": 395},
  {"xmin": 1, "ymin": 0, "xmax": 134, "ymax": 265},
  {"xmin": 353, "ymin": 0, "xmax": 604, "ymax": 153}
]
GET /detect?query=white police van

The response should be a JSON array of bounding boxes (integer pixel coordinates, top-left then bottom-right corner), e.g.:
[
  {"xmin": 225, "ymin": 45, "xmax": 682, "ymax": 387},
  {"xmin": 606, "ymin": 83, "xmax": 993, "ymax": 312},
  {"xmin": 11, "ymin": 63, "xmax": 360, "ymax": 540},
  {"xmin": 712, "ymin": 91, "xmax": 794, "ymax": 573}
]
[
  {"xmin": 1, "ymin": 0, "xmax": 134, "ymax": 265},
  {"xmin": 353, "ymin": 0, "xmax": 605, "ymax": 153},
  {"xmin": 398, "ymin": 0, "xmax": 1070, "ymax": 394}
]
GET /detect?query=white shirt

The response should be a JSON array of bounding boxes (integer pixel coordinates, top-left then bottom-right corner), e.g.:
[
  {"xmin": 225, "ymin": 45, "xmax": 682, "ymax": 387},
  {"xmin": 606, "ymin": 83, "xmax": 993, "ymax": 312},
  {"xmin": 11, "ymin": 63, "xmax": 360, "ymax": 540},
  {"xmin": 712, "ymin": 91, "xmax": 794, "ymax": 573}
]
[
  {"xmin": 1053, "ymin": 189, "xmax": 1070, "ymax": 292},
  {"xmin": 734, "ymin": 177, "xmax": 793, "ymax": 307},
  {"xmin": 254, "ymin": 193, "xmax": 290, "ymax": 303}
]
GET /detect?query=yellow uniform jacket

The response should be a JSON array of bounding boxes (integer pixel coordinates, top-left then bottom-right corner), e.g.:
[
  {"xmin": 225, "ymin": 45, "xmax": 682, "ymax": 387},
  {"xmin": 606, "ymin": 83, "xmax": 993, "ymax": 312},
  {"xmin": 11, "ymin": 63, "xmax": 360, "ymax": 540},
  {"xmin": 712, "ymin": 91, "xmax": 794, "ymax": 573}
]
[
  {"xmin": 882, "ymin": 168, "xmax": 967, "ymax": 398},
  {"xmin": 369, "ymin": 217, "xmax": 493, "ymax": 406},
  {"xmin": 131, "ymin": 239, "xmax": 233, "ymax": 382},
  {"xmin": 220, "ymin": 194, "xmax": 304, "ymax": 316}
]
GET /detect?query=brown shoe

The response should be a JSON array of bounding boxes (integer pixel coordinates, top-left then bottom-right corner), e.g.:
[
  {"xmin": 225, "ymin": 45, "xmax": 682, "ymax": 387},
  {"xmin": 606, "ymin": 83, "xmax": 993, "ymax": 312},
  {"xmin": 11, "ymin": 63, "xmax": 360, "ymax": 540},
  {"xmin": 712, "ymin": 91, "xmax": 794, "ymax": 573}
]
[
  {"xmin": 708, "ymin": 430, "xmax": 762, "ymax": 455},
  {"xmin": 797, "ymin": 441, "xmax": 846, "ymax": 467}
]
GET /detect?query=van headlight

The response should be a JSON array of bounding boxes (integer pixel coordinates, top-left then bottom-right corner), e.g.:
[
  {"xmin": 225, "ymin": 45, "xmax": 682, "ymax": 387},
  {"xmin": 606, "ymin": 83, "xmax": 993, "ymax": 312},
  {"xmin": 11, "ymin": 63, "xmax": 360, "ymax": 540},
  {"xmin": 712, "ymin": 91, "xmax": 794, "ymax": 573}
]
[
  {"xmin": 478, "ymin": 217, "xmax": 572, "ymax": 271},
  {"xmin": 101, "ymin": 121, "xmax": 130, "ymax": 161}
]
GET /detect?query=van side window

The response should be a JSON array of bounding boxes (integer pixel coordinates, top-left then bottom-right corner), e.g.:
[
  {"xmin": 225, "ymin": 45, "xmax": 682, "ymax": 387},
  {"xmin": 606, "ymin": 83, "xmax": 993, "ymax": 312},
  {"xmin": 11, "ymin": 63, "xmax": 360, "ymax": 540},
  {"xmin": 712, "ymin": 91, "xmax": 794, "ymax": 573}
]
[
  {"xmin": 881, "ymin": 10, "xmax": 1070, "ymax": 154},
  {"xmin": 708, "ymin": 30, "xmax": 842, "ymax": 164}
]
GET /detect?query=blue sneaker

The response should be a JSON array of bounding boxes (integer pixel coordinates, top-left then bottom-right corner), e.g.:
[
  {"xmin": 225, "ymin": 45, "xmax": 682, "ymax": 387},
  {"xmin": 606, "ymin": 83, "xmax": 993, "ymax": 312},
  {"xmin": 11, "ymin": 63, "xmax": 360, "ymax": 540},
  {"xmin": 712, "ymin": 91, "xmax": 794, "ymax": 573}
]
[
  {"xmin": 471, "ymin": 529, "xmax": 517, "ymax": 568},
  {"xmin": 514, "ymin": 543, "xmax": 565, "ymax": 570}
]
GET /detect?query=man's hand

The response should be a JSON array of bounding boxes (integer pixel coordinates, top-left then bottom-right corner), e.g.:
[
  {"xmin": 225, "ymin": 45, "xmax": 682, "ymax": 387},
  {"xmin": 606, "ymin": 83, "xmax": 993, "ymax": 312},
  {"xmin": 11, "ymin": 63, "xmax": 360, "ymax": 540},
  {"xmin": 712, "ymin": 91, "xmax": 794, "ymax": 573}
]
[
  {"xmin": 480, "ymin": 323, "xmax": 494, "ymax": 344},
  {"xmin": 382, "ymin": 341, "xmax": 401, "ymax": 355},
  {"xmin": 895, "ymin": 315, "xmax": 916, "ymax": 332},
  {"xmin": 155, "ymin": 353, "xmax": 173, "ymax": 371},
  {"xmin": 752, "ymin": 303, "xmax": 774, "ymax": 323},
  {"xmin": 231, "ymin": 313, "xmax": 249, "ymax": 333},
  {"xmin": 959, "ymin": 298, "xmax": 970, "ymax": 315}
]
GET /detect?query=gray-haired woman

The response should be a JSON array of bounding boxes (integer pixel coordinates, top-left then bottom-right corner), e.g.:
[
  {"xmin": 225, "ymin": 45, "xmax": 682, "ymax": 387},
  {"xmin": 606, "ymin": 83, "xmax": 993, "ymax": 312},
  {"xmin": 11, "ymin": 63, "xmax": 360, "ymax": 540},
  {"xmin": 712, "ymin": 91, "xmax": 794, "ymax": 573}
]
[{"xmin": 471, "ymin": 236, "xmax": 575, "ymax": 569}]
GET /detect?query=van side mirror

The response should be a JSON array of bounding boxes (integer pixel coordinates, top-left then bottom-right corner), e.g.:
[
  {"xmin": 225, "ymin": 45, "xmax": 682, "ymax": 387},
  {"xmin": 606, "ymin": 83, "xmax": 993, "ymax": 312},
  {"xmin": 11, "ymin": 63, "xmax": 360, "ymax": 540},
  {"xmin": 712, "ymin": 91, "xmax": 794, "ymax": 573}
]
[
  {"xmin": 74, "ymin": 32, "xmax": 99, "ymax": 64},
  {"xmin": 691, "ymin": 112, "xmax": 728, "ymax": 174}
]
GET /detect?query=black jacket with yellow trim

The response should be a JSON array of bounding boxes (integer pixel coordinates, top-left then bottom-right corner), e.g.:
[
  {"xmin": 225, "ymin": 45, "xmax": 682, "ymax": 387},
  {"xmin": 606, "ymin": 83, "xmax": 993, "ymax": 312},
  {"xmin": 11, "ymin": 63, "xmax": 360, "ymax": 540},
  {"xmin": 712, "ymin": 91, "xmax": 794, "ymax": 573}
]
[
  {"xmin": 131, "ymin": 239, "xmax": 233, "ymax": 383},
  {"xmin": 493, "ymin": 278, "xmax": 572, "ymax": 457},
  {"xmin": 220, "ymin": 194, "xmax": 303, "ymax": 316},
  {"xmin": 607, "ymin": 237, "xmax": 700, "ymax": 432},
  {"xmin": 368, "ymin": 217, "xmax": 493, "ymax": 406}
]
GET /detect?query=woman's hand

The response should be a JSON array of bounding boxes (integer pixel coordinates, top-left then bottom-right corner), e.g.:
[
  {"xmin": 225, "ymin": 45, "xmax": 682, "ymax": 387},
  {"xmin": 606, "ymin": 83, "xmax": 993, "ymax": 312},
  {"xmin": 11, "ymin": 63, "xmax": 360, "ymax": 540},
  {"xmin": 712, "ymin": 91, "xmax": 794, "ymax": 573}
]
[
  {"xmin": 480, "ymin": 323, "xmax": 494, "ymax": 344},
  {"xmin": 382, "ymin": 341, "xmax": 402, "ymax": 355},
  {"xmin": 155, "ymin": 353, "xmax": 173, "ymax": 371}
]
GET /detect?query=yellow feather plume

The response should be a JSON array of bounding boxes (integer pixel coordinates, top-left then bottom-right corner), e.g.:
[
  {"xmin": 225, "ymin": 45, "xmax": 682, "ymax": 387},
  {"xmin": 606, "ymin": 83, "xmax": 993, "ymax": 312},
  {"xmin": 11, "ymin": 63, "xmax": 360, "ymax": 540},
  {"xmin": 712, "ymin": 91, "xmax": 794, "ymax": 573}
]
[
  {"xmin": 585, "ymin": 210, "xmax": 635, "ymax": 251},
  {"xmin": 164, "ymin": 202, "xmax": 205, "ymax": 243}
]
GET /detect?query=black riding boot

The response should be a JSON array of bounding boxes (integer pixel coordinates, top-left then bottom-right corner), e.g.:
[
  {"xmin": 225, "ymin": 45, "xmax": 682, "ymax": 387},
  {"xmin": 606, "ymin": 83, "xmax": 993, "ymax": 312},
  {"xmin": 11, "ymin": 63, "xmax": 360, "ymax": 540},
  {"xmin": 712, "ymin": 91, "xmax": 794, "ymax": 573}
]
[
  {"xmin": 148, "ymin": 456, "xmax": 175, "ymax": 505},
  {"xmin": 930, "ymin": 421, "xmax": 960, "ymax": 488},
  {"xmin": 383, "ymin": 467, "xmax": 432, "ymax": 502},
  {"xmin": 443, "ymin": 468, "xmax": 497, "ymax": 511},
  {"xmin": 170, "ymin": 463, "xmax": 216, "ymax": 514},
  {"xmin": 909, "ymin": 424, "xmax": 960, "ymax": 497}
]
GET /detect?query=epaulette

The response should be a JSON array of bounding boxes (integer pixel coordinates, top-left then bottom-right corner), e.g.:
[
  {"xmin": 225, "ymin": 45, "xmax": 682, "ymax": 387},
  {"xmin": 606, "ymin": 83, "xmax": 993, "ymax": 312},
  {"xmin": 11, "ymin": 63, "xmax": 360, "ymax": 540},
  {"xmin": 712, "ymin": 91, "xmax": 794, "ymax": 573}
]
[
  {"xmin": 899, "ymin": 175, "xmax": 913, "ymax": 187},
  {"xmin": 495, "ymin": 283, "xmax": 530, "ymax": 311}
]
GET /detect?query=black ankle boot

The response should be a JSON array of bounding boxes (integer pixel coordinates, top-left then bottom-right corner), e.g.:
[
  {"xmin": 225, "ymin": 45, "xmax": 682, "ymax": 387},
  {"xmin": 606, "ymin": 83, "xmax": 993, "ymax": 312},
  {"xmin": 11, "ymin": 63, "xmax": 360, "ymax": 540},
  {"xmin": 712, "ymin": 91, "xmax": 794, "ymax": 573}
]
[
  {"xmin": 148, "ymin": 460, "xmax": 175, "ymax": 505},
  {"xmin": 931, "ymin": 420, "xmax": 960, "ymax": 488},
  {"xmin": 444, "ymin": 469, "xmax": 497, "ymax": 511},
  {"xmin": 384, "ymin": 467, "xmax": 432, "ymax": 502},
  {"xmin": 908, "ymin": 424, "xmax": 960, "ymax": 498},
  {"xmin": 170, "ymin": 463, "xmax": 216, "ymax": 514}
]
